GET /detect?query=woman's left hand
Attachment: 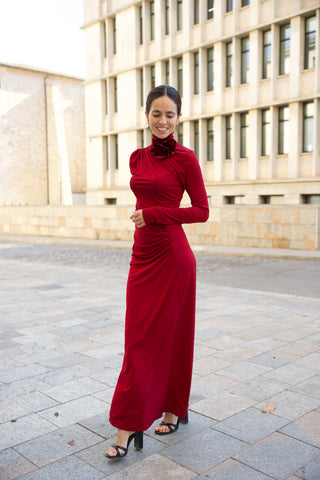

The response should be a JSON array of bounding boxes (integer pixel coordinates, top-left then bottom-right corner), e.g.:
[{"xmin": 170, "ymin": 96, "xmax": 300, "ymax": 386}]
[{"xmin": 130, "ymin": 210, "xmax": 146, "ymax": 228}]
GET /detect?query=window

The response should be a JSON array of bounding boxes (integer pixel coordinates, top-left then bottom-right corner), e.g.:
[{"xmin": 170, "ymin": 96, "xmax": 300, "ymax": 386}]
[
  {"xmin": 165, "ymin": 0, "xmax": 170, "ymax": 35},
  {"xmin": 241, "ymin": 0, "xmax": 250, "ymax": 6},
  {"xmin": 207, "ymin": 118, "xmax": 214, "ymax": 161},
  {"xmin": 278, "ymin": 106, "xmax": 289, "ymax": 155},
  {"xmin": 240, "ymin": 112, "xmax": 248, "ymax": 158},
  {"xmin": 194, "ymin": 0, "xmax": 199, "ymax": 24},
  {"xmin": 104, "ymin": 198, "xmax": 117, "ymax": 205},
  {"xmin": 262, "ymin": 30, "xmax": 271, "ymax": 79},
  {"xmin": 226, "ymin": 0, "xmax": 233, "ymax": 12},
  {"xmin": 226, "ymin": 41, "xmax": 233, "ymax": 87},
  {"xmin": 102, "ymin": 22, "xmax": 107, "ymax": 57},
  {"xmin": 165, "ymin": 60, "xmax": 170, "ymax": 85},
  {"xmin": 113, "ymin": 18, "xmax": 117, "ymax": 54},
  {"xmin": 150, "ymin": 1, "xmax": 155, "ymax": 40},
  {"xmin": 139, "ymin": 130, "xmax": 144, "ymax": 148},
  {"xmin": 207, "ymin": 0, "xmax": 214, "ymax": 20},
  {"xmin": 104, "ymin": 80, "xmax": 108, "ymax": 114},
  {"xmin": 279, "ymin": 24, "xmax": 290, "ymax": 75},
  {"xmin": 260, "ymin": 195, "xmax": 284, "ymax": 204},
  {"xmin": 151, "ymin": 65, "xmax": 156, "ymax": 89},
  {"xmin": 193, "ymin": 120, "xmax": 199, "ymax": 158},
  {"xmin": 241, "ymin": 37, "xmax": 249, "ymax": 84},
  {"xmin": 207, "ymin": 47, "xmax": 214, "ymax": 91},
  {"xmin": 194, "ymin": 51, "xmax": 199, "ymax": 94},
  {"xmin": 103, "ymin": 136, "xmax": 109, "ymax": 170},
  {"xmin": 114, "ymin": 135, "xmax": 119, "ymax": 169},
  {"xmin": 305, "ymin": 16, "xmax": 316, "ymax": 69},
  {"xmin": 226, "ymin": 115, "xmax": 232, "ymax": 159},
  {"xmin": 177, "ymin": 0, "xmax": 183, "ymax": 31},
  {"xmin": 224, "ymin": 195, "xmax": 245, "ymax": 204},
  {"xmin": 139, "ymin": 69, "xmax": 144, "ymax": 107},
  {"xmin": 178, "ymin": 123, "xmax": 183, "ymax": 144},
  {"xmin": 261, "ymin": 109, "xmax": 271, "ymax": 156},
  {"xmin": 139, "ymin": 6, "xmax": 143, "ymax": 44},
  {"xmin": 303, "ymin": 102, "xmax": 314, "ymax": 152},
  {"xmin": 177, "ymin": 57, "xmax": 183, "ymax": 96},
  {"xmin": 301, "ymin": 194, "xmax": 320, "ymax": 204},
  {"xmin": 114, "ymin": 77, "xmax": 118, "ymax": 112}
]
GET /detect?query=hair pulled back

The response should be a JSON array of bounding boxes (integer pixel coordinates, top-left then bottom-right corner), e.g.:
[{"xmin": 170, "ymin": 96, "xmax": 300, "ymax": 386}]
[{"xmin": 145, "ymin": 85, "xmax": 182, "ymax": 116}]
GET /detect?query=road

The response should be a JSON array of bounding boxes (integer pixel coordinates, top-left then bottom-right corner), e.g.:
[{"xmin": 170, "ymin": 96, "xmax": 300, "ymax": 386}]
[{"xmin": 0, "ymin": 240, "xmax": 319, "ymax": 298}]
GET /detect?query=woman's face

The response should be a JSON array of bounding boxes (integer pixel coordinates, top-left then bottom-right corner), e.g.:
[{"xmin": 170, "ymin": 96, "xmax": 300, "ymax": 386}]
[{"xmin": 146, "ymin": 95, "xmax": 181, "ymax": 139}]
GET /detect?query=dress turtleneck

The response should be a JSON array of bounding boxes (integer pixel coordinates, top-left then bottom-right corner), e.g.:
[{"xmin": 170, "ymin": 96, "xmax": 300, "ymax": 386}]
[{"xmin": 150, "ymin": 133, "xmax": 177, "ymax": 160}]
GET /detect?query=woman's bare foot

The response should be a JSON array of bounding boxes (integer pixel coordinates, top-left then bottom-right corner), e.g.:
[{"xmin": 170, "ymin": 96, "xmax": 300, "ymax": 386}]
[
  {"xmin": 105, "ymin": 429, "xmax": 135, "ymax": 458},
  {"xmin": 154, "ymin": 412, "xmax": 179, "ymax": 434}
]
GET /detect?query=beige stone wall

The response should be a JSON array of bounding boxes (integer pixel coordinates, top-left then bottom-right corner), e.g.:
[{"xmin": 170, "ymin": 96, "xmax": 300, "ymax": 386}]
[
  {"xmin": 0, "ymin": 64, "xmax": 85, "ymax": 206},
  {"xmin": 0, "ymin": 204, "xmax": 318, "ymax": 250}
]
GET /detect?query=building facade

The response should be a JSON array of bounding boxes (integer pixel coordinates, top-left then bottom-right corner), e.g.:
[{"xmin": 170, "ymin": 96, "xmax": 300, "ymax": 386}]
[
  {"xmin": 83, "ymin": 0, "xmax": 320, "ymax": 208},
  {"xmin": 0, "ymin": 63, "xmax": 86, "ymax": 206}
]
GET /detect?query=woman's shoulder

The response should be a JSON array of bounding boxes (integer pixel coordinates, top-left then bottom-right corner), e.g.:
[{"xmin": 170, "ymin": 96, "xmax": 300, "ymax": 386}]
[
  {"xmin": 174, "ymin": 142, "xmax": 198, "ymax": 164},
  {"xmin": 130, "ymin": 147, "xmax": 148, "ymax": 169}
]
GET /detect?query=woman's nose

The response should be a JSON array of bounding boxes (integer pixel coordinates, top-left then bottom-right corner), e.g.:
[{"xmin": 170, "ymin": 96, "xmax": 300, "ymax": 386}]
[{"xmin": 159, "ymin": 115, "xmax": 167, "ymax": 124}]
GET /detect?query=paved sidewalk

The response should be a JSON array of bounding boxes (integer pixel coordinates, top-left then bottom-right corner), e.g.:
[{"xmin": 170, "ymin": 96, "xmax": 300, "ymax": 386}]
[{"xmin": 0, "ymin": 242, "xmax": 319, "ymax": 479}]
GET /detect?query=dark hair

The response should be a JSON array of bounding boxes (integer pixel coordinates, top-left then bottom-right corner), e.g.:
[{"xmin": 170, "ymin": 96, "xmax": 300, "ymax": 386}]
[{"xmin": 145, "ymin": 85, "xmax": 182, "ymax": 116}]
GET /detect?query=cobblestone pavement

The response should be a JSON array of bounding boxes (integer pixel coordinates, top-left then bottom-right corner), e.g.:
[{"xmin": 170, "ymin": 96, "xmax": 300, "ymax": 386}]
[{"xmin": 0, "ymin": 241, "xmax": 320, "ymax": 479}]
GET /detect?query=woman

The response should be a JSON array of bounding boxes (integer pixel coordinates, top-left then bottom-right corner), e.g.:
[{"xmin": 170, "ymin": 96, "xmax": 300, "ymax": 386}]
[{"xmin": 105, "ymin": 85, "xmax": 209, "ymax": 458}]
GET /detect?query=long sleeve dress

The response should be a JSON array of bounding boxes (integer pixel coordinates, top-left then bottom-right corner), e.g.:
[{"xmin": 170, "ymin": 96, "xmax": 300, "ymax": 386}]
[{"xmin": 109, "ymin": 135, "xmax": 209, "ymax": 432}]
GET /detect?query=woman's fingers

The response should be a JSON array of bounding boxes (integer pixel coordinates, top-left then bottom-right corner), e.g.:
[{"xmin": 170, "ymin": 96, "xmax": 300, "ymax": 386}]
[{"xmin": 130, "ymin": 210, "xmax": 145, "ymax": 227}]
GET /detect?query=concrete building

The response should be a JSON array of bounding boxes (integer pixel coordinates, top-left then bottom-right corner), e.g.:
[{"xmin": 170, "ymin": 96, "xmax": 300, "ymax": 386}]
[
  {"xmin": 0, "ymin": 63, "xmax": 86, "ymax": 206},
  {"xmin": 83, "ymin": 0, "xmax": 320, "ymax": 209}
]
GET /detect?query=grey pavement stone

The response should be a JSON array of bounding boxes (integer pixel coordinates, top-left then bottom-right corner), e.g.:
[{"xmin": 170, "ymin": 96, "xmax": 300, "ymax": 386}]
[
  {"xmin": 0, "ymin": 391, "xmax": 58, "ymax": 423},
  {"xmin": 76, "ymin": 434, "xmax": 163, "ymax": 476},
  {"xmin": 295, "ymin": 455, "xmax": 320, "ymax": 480},
  {"xmin": 15, "ymin": 423, "xmax": 104, "ymax": 467},
  {"xmin": 0, "ymin": 448, "xmax": 37, "ymax": 480},
  {"xmin": 263, "ymin": 364, "xmax": 318, "ymax": 386},
  {"xmin": 192, "ymin": 391, "xmax": 256, "ymax": 421},
  {"xmin": 161, "ymin": 428, "xmax": 246, "ymax": 474},
  {"xmin": 38, "ymin": 395, "xmax": 107, "ymax": 427},
  {"xmin": 214, "ymin": 407, "xmax": 290, "ymax": 444},
  {"xmin": 104, "ymin": 453, "xmax": 197, "ymax": 480},
  {"xmin": 290, "ymin": 375, "xmax": 320, "ymax": 399},
  {"xmin": 230, "ymin": 377, "xmax": 288, "ymax": 401},
  {"xmin": 78, "ymin": 412, "xmax": 114, "ymax": 439},
  {"xmin": 40, "ymin": 377, "xmax": 106, "ymax": 403},
  {"xmin": 0, "ymin": 377, "xmax": 51, "ymax": 402},
  {"xmin": 0, "ymin": 364, "xmax": 49, "ymax": 384},
  {"xmin": 248, "ymin": 351, "xmax": 292, "ymax": 369},
  {"xmin": 0, "ymin": 414, "xmax": 57, "ymax": 450},
  {"xmin": 280, "ymin": 411, "xmax": 320, "ymax": 448},
  {"xmin": 17, "ymin": 455, "xmax": 105, "ymax": 480},
  {"xmin": 217, "ymin": 361, "xmax": 272, "ymax": 381},
  {"xmin": 295, "ymin": 353, "xmax": 320, "ymax": 371},
  {"xmin": 256, "ymin": 390, "xmax": 320, "ymax": 421},
  {"xmin": 197, "ymin": 462, "xmax": 275, "ymax": 480},
  {"xmin": 234, "ymin": 432, "xmax": 319, "ymax": 480}
]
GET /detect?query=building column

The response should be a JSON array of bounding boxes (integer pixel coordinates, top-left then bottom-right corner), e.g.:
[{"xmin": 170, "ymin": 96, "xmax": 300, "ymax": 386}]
[
  {"xmin": 270, "ymin": 106, "xmax": 277, "ymax": 179},
  {"xmin": 290, "ymin": 15, "xmax": 302, "ymax": 99},
  {"xmin": 214, "ymin": 115, "xmax": 223, "ymax": 182},
  {"xmin": 313, "ymin": 97, "xmax": 320, "ymax": 176},
  {"xmin": 248, "ymin": 109, "xmax": 259, "ymax": 180},
  {"xmin": 288, "ymin": 102, "xmax": 300, "ymax": 179},
  {"xmin": 199, "ymin": 118, "xmax": 206, "ymax": 171},
  {"xmin": 232, "ymin": 113, "xmax": 239, "ymax": 181}
]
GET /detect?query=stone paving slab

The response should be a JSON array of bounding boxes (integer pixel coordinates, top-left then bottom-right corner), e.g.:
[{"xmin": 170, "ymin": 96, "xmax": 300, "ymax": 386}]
[
  {"xmin": 213, "ymin": 407, "xmax": 290, "ymax": 444},
  {"xmin": 234, "ymin": 432, "xmax": 320, "ymax": 480},
  {"xmin": 0, "ymin": 244, "xmax": 320, "ymax": 479},
  {"xmin": 14, "ymin": 424, "xmax": 104, "ymax": 467}
]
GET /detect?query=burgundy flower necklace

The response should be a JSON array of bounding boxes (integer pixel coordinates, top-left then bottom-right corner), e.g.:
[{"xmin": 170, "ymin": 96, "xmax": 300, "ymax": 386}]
[{"xmin": 150, "ymin": 134, "xmax": 176, "ymax": 160}]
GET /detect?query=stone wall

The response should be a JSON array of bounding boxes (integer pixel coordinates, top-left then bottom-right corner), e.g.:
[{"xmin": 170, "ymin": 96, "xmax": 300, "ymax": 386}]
[
  {"xmin": 0, "ymin": 205, "xmax": 319, "ymax": 250},
  {"xmin": 0, "ymin": 63, "xmax": 85, "ymax": 206}
]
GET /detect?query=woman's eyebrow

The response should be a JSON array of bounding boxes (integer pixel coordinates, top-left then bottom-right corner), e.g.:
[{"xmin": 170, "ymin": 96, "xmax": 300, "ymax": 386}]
[{"xmin": 152, "ymin": 109, "xmax": 175, "ymax": 114}]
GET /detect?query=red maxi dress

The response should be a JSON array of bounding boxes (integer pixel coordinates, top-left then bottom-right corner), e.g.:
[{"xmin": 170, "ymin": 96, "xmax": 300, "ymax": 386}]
[{"xmin": 109, "ymin": 134, "xmax": 209, "ymax": 432}]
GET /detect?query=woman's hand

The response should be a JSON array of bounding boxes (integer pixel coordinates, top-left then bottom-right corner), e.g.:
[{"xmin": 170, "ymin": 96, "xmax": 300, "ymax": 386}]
[{"xmin": 130, "ymin": 210, "xmax": 146, "ymax": 228}]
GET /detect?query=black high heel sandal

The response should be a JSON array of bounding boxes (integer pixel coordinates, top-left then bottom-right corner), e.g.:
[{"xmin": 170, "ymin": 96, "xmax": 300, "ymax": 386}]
[
  {"xmin": 155, "ymin": 410, "xmax": 189, "ymax": 435},
  {"xmin": 105, "ymin": 431, "xmax": 143, "ymax": 459}
]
